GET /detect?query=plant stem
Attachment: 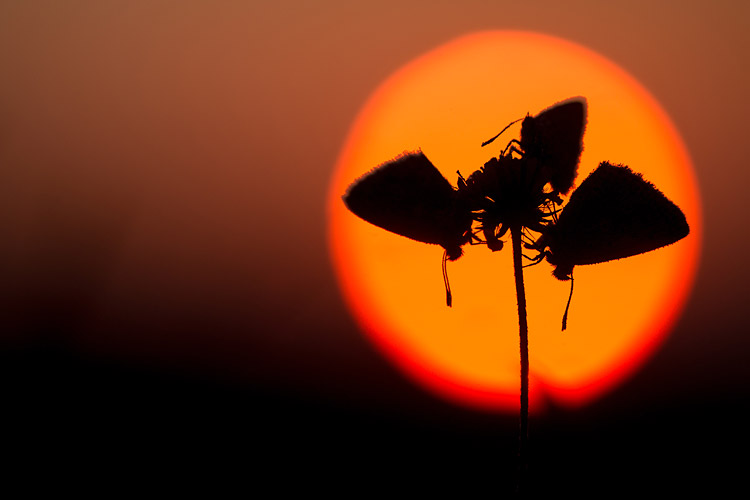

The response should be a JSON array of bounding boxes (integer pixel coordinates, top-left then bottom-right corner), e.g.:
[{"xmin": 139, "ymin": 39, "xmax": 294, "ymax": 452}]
[{"xmin": 511, "ymin": 225, "xmax": 529, "ymax": 495}]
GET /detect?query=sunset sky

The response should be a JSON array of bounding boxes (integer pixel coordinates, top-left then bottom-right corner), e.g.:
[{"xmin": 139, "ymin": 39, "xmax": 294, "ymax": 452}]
[{"xmin": 1, "ymin": 1, "xmax": 747, "ymax": 495}]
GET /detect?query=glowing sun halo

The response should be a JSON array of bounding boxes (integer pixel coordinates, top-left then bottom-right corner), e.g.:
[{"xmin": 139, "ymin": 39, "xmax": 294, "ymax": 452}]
[{"xmin": 327, "ymin": 31, "xmax": 702, "ymax": 412}]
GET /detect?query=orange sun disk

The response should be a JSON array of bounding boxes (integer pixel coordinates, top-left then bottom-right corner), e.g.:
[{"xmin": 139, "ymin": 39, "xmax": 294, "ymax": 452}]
[{"xmin": 327, "ymin": 31, "xmax": 702, "ymax": 413}]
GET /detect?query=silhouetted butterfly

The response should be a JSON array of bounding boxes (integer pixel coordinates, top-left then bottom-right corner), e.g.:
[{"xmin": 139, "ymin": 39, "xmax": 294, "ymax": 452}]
[
  {"xmin": 529, "ymin": 161, "xmax": 690, "ymax": 280},
  {"xmin": 481, "ymin": 97, "xmax": 587, "ymax": 194},
  {"xmin": 461, "ymin": 97, "xmax": 586, "ymax": 252},
  {"xmin": 343, "ymin": 151, "xmax": 476, "ymax": 306},
  {"xmin": 343, "ymin": 151, "xmax": 474, "ymax": 262},
  {"xmin": 526, "ymin": 161, "xmax": 690, "ymax": 328}
]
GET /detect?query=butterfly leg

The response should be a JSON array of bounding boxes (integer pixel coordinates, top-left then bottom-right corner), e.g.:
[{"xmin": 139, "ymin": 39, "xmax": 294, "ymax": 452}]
[
  {"xmin": 502, "ymin": 139, "xmax": 524, "ymax": 158},
  {"xmin": 522, "ymin": 249, "xmax": 550, "ymax": 268},
  {"xmin": 468, "ymin": 227, "xmax": 486, "ymax": 245}
]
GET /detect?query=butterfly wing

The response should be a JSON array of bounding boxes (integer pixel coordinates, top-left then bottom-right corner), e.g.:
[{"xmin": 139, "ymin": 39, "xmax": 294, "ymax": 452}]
[
  {"xmin": 343, "ymin": 151, "xmax": 472, "ymax": 258},
  {"xmin": 521, "ymin": 97, "xmax": 587, "ymax": 194},
  {"xmin": 546, "ymin": 161, "xmax": 689, "ymax": 275}
]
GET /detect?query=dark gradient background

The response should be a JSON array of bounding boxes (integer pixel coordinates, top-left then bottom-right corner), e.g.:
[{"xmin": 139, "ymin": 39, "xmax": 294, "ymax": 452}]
[{"xmin": 1, "ymin": 1, "xmax": 747, "ymax": 495}]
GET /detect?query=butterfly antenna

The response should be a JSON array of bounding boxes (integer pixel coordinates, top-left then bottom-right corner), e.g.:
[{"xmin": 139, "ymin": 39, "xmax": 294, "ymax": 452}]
[
  {"xmin": 442, "ymin": 250, "xmax": 453, "ymax": 307},
  {"xmin": 561, "ymin": 273, "xmax": 574, "ymax": 331},
  {"xmin": 481, "ymin": 118, "xmax": 522, "ymax": 147}
]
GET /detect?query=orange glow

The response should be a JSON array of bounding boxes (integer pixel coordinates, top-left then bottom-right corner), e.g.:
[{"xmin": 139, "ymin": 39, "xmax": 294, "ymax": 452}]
[{"xmin": 327, "ymin": 32, "xmax": 702, "ymax": 412}]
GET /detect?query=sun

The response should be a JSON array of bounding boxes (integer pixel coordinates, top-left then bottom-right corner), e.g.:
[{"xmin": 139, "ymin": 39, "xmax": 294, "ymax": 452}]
[{"xmin": 327, "ymin": 31, "xmax": 702, "ymax": 412}]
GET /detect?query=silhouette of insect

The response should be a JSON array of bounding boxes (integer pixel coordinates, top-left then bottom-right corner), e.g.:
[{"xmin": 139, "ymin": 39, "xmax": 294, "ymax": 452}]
[
  {"xmin": 343, "ymin": 151, "xmax": 474, "ymax": 262},
  {"xmin": 481, "ymin": 96, "xmax": 586, "ymax": 195},
  {"xmin": 527, "ymin": 161, "xmax": 690, "ymax": 280},
  {"xmin": 524, "ymin": 161, "xmax": 690, "ymax": 328},
  {"xmin": 343, "ymin": 151, "xmax": 476, "ymax": 306}
]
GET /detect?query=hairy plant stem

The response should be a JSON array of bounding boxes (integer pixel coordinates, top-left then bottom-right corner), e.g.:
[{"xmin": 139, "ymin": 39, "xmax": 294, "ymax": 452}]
[{"xmin": 511, "ymin": 225, "xmax": 529, "ymax": 495}]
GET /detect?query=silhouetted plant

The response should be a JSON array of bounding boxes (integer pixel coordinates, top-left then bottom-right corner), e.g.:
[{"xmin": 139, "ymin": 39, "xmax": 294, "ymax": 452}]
[{"xmin": 342, "ymin": 96, "xmax": 689, "ymax": 495}]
